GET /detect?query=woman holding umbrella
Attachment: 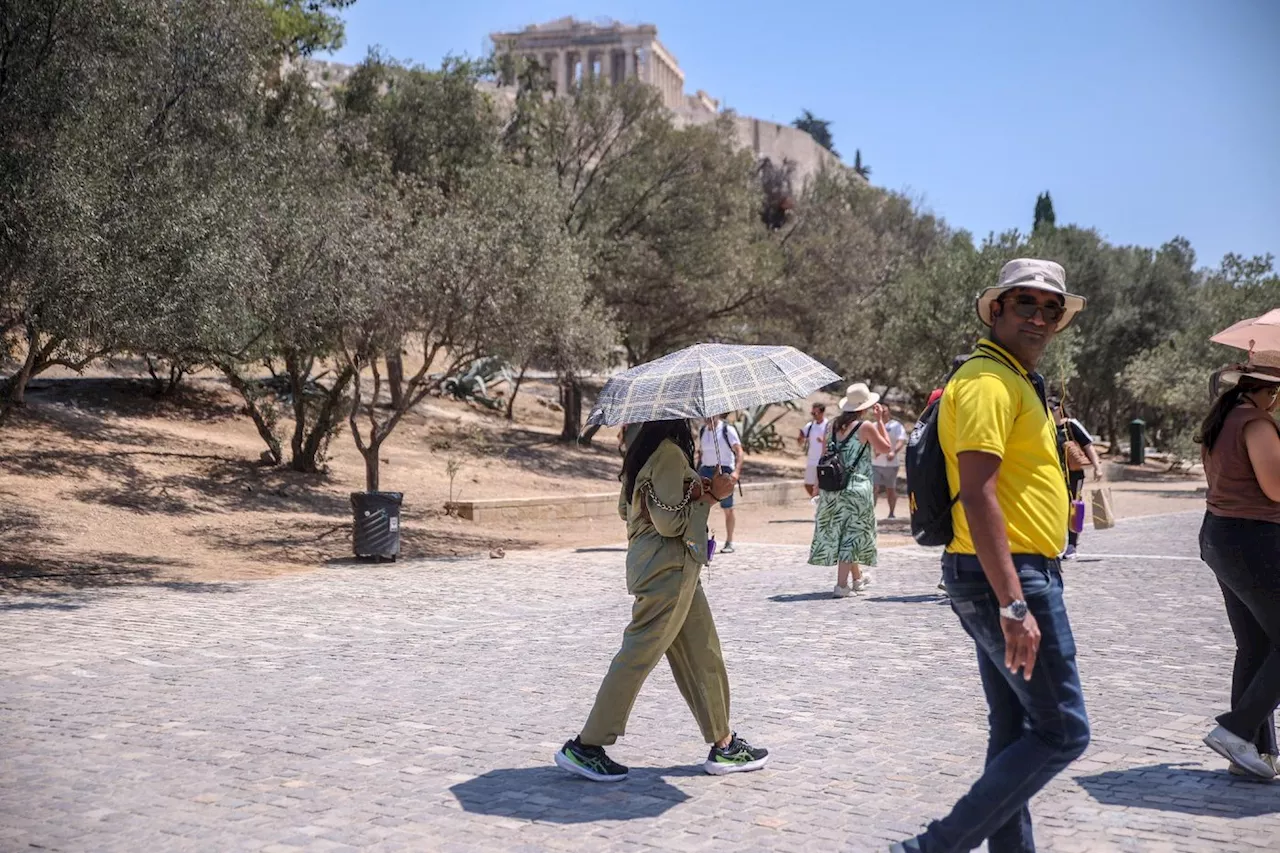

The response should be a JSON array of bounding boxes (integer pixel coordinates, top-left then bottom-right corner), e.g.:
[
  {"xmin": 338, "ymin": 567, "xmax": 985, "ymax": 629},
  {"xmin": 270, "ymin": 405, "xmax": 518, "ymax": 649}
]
[
  {"xmin": 554, "ymin": 419, "xmax": 770, "ymax": 782},
  {"xmin": 557, "ymin": 342, "xmax": 838, "ymax": 781},
  {"xmin": 1197, "ymin": 361, "xmax": 1280, "ymax": 780}
]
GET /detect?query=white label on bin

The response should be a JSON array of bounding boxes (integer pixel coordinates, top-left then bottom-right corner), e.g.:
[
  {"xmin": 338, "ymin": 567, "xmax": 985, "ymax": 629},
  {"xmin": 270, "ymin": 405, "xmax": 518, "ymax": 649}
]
[{"xmin": 389, "ymin": 518, "xmax": 399, "ymax": 531}]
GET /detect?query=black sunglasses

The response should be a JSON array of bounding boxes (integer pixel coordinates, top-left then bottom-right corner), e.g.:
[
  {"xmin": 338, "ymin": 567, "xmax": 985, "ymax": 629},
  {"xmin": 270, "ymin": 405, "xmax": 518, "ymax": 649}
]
[{"xmin": 1002, "ymin": 295, "xmax": 1066, "ymax": 324}]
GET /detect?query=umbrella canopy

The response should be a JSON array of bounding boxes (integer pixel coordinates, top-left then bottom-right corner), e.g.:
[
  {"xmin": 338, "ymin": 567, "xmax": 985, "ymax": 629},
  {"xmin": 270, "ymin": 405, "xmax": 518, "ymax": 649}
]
[
  {"xmin": 1211, "ymin": 309, "xmax": 1280, "ymax": 367},
  {"xmin": 586, "ymin": 343, "xmax": 841, "ymax": 427}
]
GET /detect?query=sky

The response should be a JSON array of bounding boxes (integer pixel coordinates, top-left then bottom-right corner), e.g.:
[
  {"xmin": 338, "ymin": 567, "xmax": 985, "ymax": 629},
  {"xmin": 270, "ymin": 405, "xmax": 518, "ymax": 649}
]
[{"xmin": 327, "ymin": 1, "xmax": 1280, "ymax": 270}]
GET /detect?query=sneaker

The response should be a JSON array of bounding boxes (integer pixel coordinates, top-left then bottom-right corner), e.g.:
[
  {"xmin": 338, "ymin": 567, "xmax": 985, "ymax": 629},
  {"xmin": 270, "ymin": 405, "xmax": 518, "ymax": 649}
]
[
  {"xmin": 704, "ymin": 733, "xmax": 769, "ymax": 775},
  {"xmin": 1230, "ymin": 753, "xmax": 1279, "ymax": 781},
  {"xmin": 851, "ymin": 576, "xmax": 869, "ymax": 593},
  {"xmin": 555, "ymin": 737, "xmax": 628, "ymax": 782},
  {"xmin": 1063, "ymin": 545, "xmax": 1078, "ymax": 560},
  {"xmin": 721, "ymin": 542, "xmax": 736, "ymax": 554},
  {"xmin": 1204, "ymin": 725, "xmax": 1275, "ymax": 780},
  {"xmin": 887, "ymin": 512, "xmax": 896, "ymax": 520},
  {"xmin": 833, "ymin": 584, "xmax": 852, "ymax": 598}
]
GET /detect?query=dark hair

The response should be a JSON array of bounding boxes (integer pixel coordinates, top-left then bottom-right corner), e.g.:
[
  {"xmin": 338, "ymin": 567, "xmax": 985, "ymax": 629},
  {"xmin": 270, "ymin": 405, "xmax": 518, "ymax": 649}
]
[
  {"xmin": 831, "ymin": 410, "xmax": 861, "ymax": 435},
  {"xmin": 1196, "ymin": 375, "xmax": 1280, "ymax": 452},
  {"xmin": 621, "ymin": 420, "xmax": 696, "ymax": 502}
]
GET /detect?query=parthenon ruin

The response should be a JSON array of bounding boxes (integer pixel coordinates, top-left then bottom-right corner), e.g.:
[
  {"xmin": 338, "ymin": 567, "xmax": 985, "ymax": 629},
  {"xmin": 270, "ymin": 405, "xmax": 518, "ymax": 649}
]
[
  {"xmin": 488, "ymin": 17, "xmax": 844, "ymax": 187},
  {"xmin": 490, "ymin": 17, "xmax": 687, "ymax": 110}
]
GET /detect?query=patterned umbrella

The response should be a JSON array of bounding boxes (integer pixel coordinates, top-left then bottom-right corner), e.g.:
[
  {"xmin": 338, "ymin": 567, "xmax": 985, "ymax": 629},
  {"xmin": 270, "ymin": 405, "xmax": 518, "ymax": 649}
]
[{"xmin": 586, "ymin": 343, "xmax": 841, "ymax": 427}]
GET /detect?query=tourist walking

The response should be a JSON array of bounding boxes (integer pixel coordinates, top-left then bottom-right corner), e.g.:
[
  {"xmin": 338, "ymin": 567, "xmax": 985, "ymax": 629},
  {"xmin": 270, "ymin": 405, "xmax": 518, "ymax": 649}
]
[
  {"xmin": 695, "ymin": 414, "xmax": 744, "ymax": 554},
  {"xmin": 873, "ymin": 407, "xmax": 909, "ymax": 519},
  {"xmin": 1196, "ymin": 362, "xmax": 1280, "ymax": 781},
  {"xmin": 1049, "ymin": 398, "xmax": 1102, "ymax": 560},
  {"xmin": 809, "ymin": 383, "xmax": 893, "ymax": 598},
  {"xmin": 799, "ymin": 402, "xmax": 830, "ymax": 499},
  {"xmin": 555, "ymin": 419, "xmax": 769, "ymax": 782},
  {"xmin": 894, "ymin": 259, "xmax": 1091, "ymax": 853}
]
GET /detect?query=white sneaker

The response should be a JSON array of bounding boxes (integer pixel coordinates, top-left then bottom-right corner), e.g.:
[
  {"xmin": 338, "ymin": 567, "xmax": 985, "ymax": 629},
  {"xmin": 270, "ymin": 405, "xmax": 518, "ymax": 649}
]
[
  {"xmin": 720, "ymin": 542, "xmax": 735, "ymax": 554},
  {"xmin": 832, "ymin": 584, "xmax": 852, "ymax": 598},
  {"xmin": 1204, "ymin": 725, "xmax": 1276, "ymax": 779},
  {"xmin": 851, "ymin": 577, "xmax": 869, "ymax": 593}
]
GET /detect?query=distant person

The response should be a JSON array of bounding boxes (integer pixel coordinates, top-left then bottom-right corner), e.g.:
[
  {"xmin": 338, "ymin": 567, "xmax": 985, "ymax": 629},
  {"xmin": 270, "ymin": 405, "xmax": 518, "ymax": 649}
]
[
  {"xmin": 894, "ymin": 259, "xmax": 1090, "ymax": 853},
  {"xmin": 1196, "ymin": 363, "xmax": 1280, "ymax": 781},
  {"xmin": 798, "ymin": 402, "xmax": 830, "ymax": 499},
  {"xmin": 809, "ymin": 384, "xmax": 893, "ymax": 597},
  {"xmin": 695, "ymin": 414, "xmax": 744, "ymax": 554},
  {"xmin": 872, "ymin": 407, "xmax": 908, "ymax": 518},
  {"xmin": 555, "ymin": 419, "xmax": 769, "ymax": 782},
  {"xmin": 1048, "ymin": 398, "xmax": 1102, "ymax": 560}
]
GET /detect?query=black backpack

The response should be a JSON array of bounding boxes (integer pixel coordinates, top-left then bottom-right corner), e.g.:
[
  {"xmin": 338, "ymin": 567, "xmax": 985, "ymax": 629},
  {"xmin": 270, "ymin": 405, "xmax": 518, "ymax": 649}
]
[
  {"xmin": 905, "ymin": 396, "xmax": 955, "ymax": 546},
  {"xmin": 906, "ymin": 347, "xmax": 1045, "ymax": 546},
  {"xmin": 817, "ymin": 421, "xmax": 867, "ymax": 492}
]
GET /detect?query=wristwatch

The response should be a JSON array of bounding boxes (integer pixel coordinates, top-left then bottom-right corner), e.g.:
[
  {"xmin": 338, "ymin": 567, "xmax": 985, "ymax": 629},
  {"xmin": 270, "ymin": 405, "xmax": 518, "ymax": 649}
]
[{"xmin": 999, "ymin": 600, "xmax": 1028, "ymax": 621}]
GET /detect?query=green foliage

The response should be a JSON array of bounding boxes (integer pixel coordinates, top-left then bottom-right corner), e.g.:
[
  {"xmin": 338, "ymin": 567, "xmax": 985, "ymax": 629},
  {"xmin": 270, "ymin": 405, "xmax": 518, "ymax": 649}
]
[
  {"xmin": 853, "ymin": 149, "xmax": 871, "ymax": 180},
  {"xmin": 792, "ymin": 109, "xmax": 838, "ymax": 156},
  {"xmin": 1122, "ymin": 254, "xmax": 1280, "ymax": 451},
  {"xmin": 737, "ymin": 402, "xmax": 799, "ymax": 454},
  {"xmin": 261, "ymin": 0, "xmax": 355, "ymax": 58},
  {"xmin": 1033, "ymin": 191, "xmax": 1056, "ymax": 232}
]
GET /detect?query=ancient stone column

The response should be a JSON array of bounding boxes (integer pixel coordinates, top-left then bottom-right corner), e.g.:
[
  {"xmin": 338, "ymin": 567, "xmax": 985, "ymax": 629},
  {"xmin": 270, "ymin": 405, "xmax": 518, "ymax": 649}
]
[{"xmin": 624, "ymin": 48, "xmax": 636, "ymax": 81}]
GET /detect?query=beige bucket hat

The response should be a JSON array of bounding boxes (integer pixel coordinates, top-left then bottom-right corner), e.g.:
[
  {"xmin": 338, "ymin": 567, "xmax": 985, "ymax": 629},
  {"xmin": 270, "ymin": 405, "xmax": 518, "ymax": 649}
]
[
  {"xmin": 976, "ymin": 258, "xmax": 1087, "ymax": 331},
  {"xmin": 838, "ymin": 382, "xmax": 880, "ymax": 413}
]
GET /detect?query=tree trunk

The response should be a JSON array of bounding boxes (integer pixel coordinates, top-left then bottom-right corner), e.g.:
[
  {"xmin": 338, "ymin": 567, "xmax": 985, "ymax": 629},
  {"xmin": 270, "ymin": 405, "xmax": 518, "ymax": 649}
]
[
  {"xmin": 506, "ymin": 363, "xmax": 529, "ymax": 422},
  {"xmin": 362, "ymin": 439, "xmax": 382, "ymax": 492},
  {"xmin": 1, "ymin": 324, "xmax": 48, "ymax": 424},
  {"xmin": 292, "ymin": 365, "xmax": 354, "ymax": 474},
  {"xmin": 559, "ymin": 375, "xmax": 582, "ymax": 441},
  {"xmin": 386, "ymin": 351, "xmax": 404, "ymax": 410},
  {"xmin": 218, "ymin": 364, "xmax": 283, "ymax": 465}
]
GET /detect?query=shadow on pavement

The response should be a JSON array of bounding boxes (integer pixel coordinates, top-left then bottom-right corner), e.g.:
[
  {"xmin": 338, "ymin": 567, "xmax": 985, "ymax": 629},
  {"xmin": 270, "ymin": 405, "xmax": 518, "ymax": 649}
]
[
  {"xmin": 451, "ymin": 765, "xmax": 695, "ymax": 822},
  {"xmin": 574, "ymin": 547, "xmax": 627, "ymax": 553},
  {"xmin": 1075, "ymin": 763, "xmax": 1280, "ymax": 817},
  {"xmin": 866, "ymin": 593, "xmax": 950, "ymax": 605},
  {"xmin": 768, "ymin": 591, "xmax": 839, "ymax": 602}
]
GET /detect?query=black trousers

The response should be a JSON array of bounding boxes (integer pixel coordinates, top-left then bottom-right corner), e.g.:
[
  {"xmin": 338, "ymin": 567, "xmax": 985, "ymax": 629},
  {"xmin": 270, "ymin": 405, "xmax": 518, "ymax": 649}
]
[{"xmin": 1199, "ymin": 512, "xmax": 1280, "ymax": 754}]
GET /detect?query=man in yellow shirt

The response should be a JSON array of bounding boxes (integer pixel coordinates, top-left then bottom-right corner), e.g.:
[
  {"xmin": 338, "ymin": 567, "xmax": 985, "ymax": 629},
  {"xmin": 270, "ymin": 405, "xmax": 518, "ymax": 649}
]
[{"xmin": 894, "ymin": 259, "xmax": 1091, "ymax": 853}]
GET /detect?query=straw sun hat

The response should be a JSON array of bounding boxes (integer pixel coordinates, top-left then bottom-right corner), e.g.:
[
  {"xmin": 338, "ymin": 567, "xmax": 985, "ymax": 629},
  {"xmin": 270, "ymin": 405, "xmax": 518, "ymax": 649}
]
[{"xmin": 838, "ymin": 383, "xmax": 880, "ymax": 413}]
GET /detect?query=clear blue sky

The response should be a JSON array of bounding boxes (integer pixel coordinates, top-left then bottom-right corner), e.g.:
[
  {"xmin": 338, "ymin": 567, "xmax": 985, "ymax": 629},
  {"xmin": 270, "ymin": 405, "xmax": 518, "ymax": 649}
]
[{"xmin": 328, "ymin": 1, "xmax": 1279, "ymax": 270}]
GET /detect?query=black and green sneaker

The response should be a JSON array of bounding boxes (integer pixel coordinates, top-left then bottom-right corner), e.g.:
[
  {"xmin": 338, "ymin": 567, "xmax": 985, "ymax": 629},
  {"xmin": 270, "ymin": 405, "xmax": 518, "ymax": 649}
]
[
  {"xmin": 554, "ymin": 736, "xmax": 629, "ymax": 783},
  {"xmin": 704, "ymin": 733, "xmax": 770, "ymax": 775}
]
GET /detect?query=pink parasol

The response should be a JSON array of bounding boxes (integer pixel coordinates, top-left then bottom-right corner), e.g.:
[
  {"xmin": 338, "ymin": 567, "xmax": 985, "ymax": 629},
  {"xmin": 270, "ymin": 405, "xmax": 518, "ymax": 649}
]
[{"xmin": 1210, "ymin": 309, "xmax": 1280, "ymax": 368}]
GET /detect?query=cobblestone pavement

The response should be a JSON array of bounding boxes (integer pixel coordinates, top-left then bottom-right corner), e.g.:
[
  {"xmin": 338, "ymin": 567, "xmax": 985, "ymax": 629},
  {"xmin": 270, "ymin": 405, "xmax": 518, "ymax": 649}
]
[{"xmin": 3, "ymin": 509, "xmax": 1278, "ymax": 852}]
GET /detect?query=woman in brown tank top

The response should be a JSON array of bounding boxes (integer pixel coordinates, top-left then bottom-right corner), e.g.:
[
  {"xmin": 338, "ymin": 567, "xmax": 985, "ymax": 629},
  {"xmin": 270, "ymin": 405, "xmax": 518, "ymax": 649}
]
[{"xmin": 1196, "ymin": 367, "xmax": 1280, "ymax": 781}]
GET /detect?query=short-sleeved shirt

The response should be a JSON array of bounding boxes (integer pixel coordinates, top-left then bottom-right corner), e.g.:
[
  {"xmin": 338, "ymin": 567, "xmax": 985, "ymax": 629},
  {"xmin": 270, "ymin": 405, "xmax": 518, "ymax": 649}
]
[
  {"xmin": 699, "ymin": 422, "xmax": 741, "ymax": 469},
  {"xmin": 802, "ymin": 419, "xmax": 829, "ymax": 465},
  {"xmin": 938, "ymin": 339, "xmax": 1068, "ymax": 557},
  {"xmin": 873, "ymin": 420, "xmax": 908, "ymax": 467}
]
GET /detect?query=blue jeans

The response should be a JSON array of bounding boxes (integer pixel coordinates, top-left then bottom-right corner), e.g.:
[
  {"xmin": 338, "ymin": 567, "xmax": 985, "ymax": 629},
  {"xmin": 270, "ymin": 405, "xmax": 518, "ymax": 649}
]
[{"xmin": 916, "ymin": 554, "xmax": 1091, "ymax": 853}]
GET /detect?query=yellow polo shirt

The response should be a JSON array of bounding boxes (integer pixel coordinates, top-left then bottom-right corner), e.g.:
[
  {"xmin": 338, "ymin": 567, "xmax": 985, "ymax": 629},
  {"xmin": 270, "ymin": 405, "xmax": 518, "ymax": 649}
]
[{"xmin": 939, "ymin": 339, "xmax": 1068, "ymax": 557}]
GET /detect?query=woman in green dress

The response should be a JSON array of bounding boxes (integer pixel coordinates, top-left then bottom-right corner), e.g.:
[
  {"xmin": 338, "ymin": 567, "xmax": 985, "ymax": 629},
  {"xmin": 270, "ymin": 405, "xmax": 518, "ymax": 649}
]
[
  {"xmin": 555, "ymin": 419, "xmax": 770, "ymax": 782},
  {"xmin": 809, "ymin": 383, "xmax": 893, "ymax": 597}
]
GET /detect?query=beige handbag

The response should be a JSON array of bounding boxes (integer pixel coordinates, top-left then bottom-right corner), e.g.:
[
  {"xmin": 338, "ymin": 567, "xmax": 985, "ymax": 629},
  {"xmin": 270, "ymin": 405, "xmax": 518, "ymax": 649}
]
[{"xmin": 1091, "ymin": 488, "xmax": 1115, "ymax": 530}]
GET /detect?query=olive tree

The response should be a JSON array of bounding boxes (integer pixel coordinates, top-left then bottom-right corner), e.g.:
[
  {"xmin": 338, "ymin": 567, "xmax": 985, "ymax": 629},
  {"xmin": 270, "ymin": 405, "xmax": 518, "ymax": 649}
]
[{"xmin": 341, "ymin": 164, "xmax": 599, "ymax": 492}]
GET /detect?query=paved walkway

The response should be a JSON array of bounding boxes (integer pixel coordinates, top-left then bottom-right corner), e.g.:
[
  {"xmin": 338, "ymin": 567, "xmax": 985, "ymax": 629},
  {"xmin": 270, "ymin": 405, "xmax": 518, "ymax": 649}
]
[{"xmin": 2, "ymin": 510, "xmax": 1277, "ymax": 852}]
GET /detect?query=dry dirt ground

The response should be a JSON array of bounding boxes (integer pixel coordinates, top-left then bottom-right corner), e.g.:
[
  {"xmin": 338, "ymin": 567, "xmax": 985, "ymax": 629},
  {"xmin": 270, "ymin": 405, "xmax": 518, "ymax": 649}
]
[{"xmin": 1, "ymin": 363, "xmax": 1207, "ymax": 593}]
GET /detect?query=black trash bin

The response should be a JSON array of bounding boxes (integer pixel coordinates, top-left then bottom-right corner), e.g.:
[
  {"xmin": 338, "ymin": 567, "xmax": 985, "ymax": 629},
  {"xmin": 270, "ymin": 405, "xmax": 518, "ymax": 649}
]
[
  {"xmin": 350, "ymin": 491, "xmax": 402, "ymax": 560},
  {"xmin": 1128, "ymin": 419, "xmax": 1146, "ymax": 466}
]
